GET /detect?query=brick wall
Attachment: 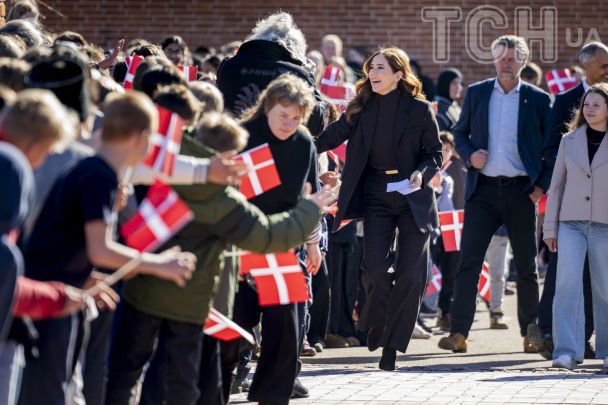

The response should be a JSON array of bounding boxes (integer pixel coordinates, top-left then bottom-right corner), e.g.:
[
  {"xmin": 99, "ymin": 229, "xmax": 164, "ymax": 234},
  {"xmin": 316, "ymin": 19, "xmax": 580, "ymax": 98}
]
[{"xmin": 25, "ymin": 0, "xmax": 608, "ymax": 86}]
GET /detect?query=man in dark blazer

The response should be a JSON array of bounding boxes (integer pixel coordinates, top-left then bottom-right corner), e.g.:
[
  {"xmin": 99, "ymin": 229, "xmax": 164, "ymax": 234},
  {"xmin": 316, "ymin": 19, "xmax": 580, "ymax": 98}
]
[
  {"xmin": 535, "ymin": 41, "xmax": 608, "ymax": 359},
  {"xmin": 438, "ymin": 35, "xmax": 552, "ymax": 353}
]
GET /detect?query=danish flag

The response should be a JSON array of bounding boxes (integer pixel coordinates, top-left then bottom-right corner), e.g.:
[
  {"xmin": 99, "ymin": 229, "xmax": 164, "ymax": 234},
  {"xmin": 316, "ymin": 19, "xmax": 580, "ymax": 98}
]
[
  {"xmin": 203, "ymin": 308, "xmax": 255, "ymax": 344},
  {"xmin": 326, "ymin": 150, "xmax": 341, "ymax": 171},
  {"xmin": 235, "ymin": 143, "xmax": 281, "ymax": 200},
  {"xmin": 424, "ymin": 264, "xmax": 442, "ymax": 297},
  {"xmin": 320, "ymin": 66, "xmax": 355, "ymax": 112},
  {"xmin": 123, "ymin": 55, "xmax": 144, "ymax": 89},
  {"xmin": 439, "ymin": 210, "xmax": 464, "ymax": 252},
  {"xmin": 545, "ymin": 69, "xmax": 578, "ymax": 95},
  {"xmin": 331, "ymin": 142, "xmax": 347, "ymax": 164},
  {"xmin": 177, "ymin": 65, "xmax": 198, "ymax": 82},
  {"xmin": 478, "ymin": 262, "xmax": 491, "ymax": 302},
  {"xmin": 240, "ymin": 251, "xmax": 308, "ymax": 306},
  {"xmin": 143, "ymin": 106, "xmax": 185, "ymax": 176},
  {"xmin": 120, "ymin": 180, "xmax": 193, "ymax": 252}
]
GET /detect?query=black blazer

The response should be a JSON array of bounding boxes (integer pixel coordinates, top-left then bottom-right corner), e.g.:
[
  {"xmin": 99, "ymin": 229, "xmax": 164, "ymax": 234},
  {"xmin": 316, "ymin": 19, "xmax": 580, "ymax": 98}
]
[
  {"xmin": 315, "ymin": 90, "xmax": 442, "ymax": 233},
  {"xmin": 452, "ymin": 79, "xmax": 552, "ymax": 201},
  {"xmin": 540, "ymin": 83, "xmax": 585, "ymax": 174}
]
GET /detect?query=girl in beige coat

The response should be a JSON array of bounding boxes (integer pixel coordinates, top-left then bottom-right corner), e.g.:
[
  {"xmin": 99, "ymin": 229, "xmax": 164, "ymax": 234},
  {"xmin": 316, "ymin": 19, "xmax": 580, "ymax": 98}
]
[{"xmin": 544, "ymin": 83, "xmax": 608, "ymax": 371}]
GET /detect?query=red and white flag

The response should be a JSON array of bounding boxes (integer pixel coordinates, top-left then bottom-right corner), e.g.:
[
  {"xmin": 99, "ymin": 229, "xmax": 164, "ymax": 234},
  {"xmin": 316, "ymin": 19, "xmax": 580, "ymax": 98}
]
[
  {"xmin": 143, "ymin": 106, "xmax": 185, "ymax": 176},
  {"xmin": 178, "ymin": 65, "xmax": 198, "ymax": 82},
  {"xmin": 439, "ymin": 210, "xmax": 464, "ymax": 252},
  {"xmin": 240, "ymin": 251, "xmax": 308, "ymax": 306},
  {"xmin": 425, "ymin": 264, "xmax": 442, "ymax": 296},
  {"xmin": 203, "ymin": 308, "xmax": 255, "ymax": 344},
  {"xmin": 478, "ymin": 262, "xmax": 491, "ymax": 302},
  {"xmin": 326, "ymin": 149, "xmax": 341, "ymax": 172},
  {"xmin": 120, "ymin": 180, "xmax": 193, "ymax": 252},
  {"xmin": 320, "ymin": 66, "xmax": 355, "ymax": 112},
  {"xmin": 235, "ymin": 143, "xmax": 281, "ymax": 200},
  {"xmin": 123, "ymin": 55, "xmax": 145, "ymax": 89},
  {"xmin": 331, "ymin": 142, "xmax": 347, "ymax": 164},
  {"xmin": 545, "ymin": 69, "xmax": 578, "ymax": 95}
]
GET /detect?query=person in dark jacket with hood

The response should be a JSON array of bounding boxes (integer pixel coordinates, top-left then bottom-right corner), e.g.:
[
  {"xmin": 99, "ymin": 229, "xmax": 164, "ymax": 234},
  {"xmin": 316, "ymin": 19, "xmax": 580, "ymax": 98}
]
[
  {"xmin": 434, "ymin": 68, "xmax": 464, "ymax": 132},
  {"xmin": 216, "ymin": 12, "xmax": 325, "ymax": 136}
]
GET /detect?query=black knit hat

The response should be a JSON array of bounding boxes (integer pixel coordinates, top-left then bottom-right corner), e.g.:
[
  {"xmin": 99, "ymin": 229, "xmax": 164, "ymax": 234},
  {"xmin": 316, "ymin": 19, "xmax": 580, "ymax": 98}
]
[
  {"xmin": 436, "ymin": 68, "xmax": 463, "ymax": 102},
  {"xmin": 24, "ymin": 45, "xmax": 90, "ymax": 122}
]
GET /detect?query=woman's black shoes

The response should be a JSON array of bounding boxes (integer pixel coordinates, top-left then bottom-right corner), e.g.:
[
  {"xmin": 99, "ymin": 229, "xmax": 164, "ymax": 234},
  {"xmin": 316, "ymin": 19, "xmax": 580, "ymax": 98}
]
[{"xmin": 379, "ymin": 347, "xmax": 397, "ymax": 371}]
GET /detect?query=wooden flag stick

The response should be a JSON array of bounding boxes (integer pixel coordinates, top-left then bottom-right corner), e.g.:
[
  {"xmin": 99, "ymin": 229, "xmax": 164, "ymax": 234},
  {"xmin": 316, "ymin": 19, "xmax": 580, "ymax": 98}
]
[{"xmin": 84, "ymin": 255, "xmax": 142, "ymax": 297}]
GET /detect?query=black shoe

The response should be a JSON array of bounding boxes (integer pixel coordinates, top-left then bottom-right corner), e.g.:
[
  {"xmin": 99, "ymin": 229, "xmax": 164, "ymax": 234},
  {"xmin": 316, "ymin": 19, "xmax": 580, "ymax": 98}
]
[
  {"xmin": 367, "ymin": 326, "xmax": 384, "ymax": 352},
  {"xmin": 291, "ymin": 377, "xmax": 309, "ymax": 399},
  {"xmin": 419, "ymin": 302, "xmax": 437, "ymax": 317},
  {"xmin": 379, "ymin": 347, "xmax": 396, "ymax": 371},
  {"xmin": 539, "ymin": 336, "xmax": 554, "ymax": 360},
  {"xmin": 417, "ymin": 317, "xmax": 433, "ymax": 334},
  {"xmin": 585, "ymin": 341, "xmax": 596, "ymax": 359}
]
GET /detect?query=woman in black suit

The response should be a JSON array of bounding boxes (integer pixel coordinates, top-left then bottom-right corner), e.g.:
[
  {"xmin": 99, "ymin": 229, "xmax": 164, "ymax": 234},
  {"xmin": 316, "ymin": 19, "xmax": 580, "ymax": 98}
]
[{"xmin": 315, "ymin": 47, "xmax": 442, "ymax": 370}]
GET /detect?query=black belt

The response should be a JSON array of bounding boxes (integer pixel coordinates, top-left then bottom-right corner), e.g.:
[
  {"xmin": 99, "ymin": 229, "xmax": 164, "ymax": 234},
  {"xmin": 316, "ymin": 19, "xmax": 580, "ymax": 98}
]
[
  {"xmin": 479, "ymin": 174, "xmax": 529, "ymax": 186},
  {"xmin": 371, "ymin": 169, "xmax": 399, "ymax": 176}
]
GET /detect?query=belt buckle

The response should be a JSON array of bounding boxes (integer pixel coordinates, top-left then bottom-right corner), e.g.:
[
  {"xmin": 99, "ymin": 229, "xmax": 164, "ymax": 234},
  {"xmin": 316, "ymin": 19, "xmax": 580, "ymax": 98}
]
[{"xmin": 385, "ymin": 169, "xmax": 399, "ymax": 175}]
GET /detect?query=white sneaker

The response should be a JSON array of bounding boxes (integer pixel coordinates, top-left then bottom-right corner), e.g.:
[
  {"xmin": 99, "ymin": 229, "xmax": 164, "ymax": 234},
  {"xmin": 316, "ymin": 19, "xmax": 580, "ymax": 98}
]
[
  {"xmin": 411, "ymin": 323, "xmax": 432, "ymax": 339},
  {"xmin": 552, "ymin": 355, "xmax": 576, "ymax": 370}
]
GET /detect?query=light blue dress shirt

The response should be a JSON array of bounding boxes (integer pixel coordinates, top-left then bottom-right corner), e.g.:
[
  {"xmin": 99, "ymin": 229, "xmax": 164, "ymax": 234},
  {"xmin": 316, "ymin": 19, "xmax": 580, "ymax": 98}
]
[{"xmin": 481, "ymin": 79, "xmax": 527, "ymax": 178}]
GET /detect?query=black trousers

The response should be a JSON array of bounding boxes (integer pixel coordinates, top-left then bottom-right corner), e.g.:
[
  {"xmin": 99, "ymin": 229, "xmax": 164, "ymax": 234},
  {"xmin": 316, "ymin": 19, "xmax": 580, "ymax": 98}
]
[
  {"xmin": 222, "ymin": 282, "xmax": 298, "ymax": 405},
  {"xmin": 326, "ymin": 241, "xmax": 360, "ymax": 337},
  {"xmin": 18, "ymin": 314, "xmax": 83, "ymax": 405},
  {"xmin": 538, "ymin": 252, "xmax": 594, "ymax": 340},
  {"xmin": 358, "ymin": 174, "xmax": 430, "ymax": 353},
  {"xmin": 431, "ymin": 236, "xmax": 461, "ymax": 314},
  {"xmin": 197, "ymin": 335, "xmax": 225, "ymax": 405},
  {"xmin": 105, "ymin": 301, "xmax": 203, "ymax": 405},
  {"xmin": 451, "ymin": 176, "xmax": 539, "ymax": 338},
  {"xmin": 307, "ymin": 260, "xmax": 330, "ymax": 344},
  {"xmin": 82, "ymin": 308, "xmax": 114, "ymax": 405}
]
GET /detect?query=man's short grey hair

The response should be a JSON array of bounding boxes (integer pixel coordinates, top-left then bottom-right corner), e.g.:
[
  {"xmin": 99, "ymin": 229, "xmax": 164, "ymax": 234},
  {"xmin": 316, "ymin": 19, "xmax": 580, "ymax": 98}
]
[
  {"xmin": 491, "ymin": 35, "xmax": 530, "ymax": 63},
  {"xmin": 579, "ymin": 42, "xmax": 608, "ymax": 65},
  {"xmin": 245, "ymin": 12, "xmax": 307, "ymax": 62}
]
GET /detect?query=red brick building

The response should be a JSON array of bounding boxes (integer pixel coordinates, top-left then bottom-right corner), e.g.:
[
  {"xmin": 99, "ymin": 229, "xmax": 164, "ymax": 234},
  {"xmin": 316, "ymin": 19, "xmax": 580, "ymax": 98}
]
[{"xmin": 6, "ymin": 0, "xmax": 608, "ymax": 85}]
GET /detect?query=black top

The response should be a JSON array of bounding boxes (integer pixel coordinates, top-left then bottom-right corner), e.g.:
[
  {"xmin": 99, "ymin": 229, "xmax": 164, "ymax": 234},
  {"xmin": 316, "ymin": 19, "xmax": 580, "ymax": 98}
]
[
  {"xmin": 587, "ymin": 126, "xmax": 606, "ymax": 164},
  {"xmin": 243, "ymin": 114, "xmax": 318, "ymax": 215},
  {"xmin": 0, "ymin": 143, "xmax": 34, "ymax": 338},
  {"xmin": 368, "ymin": 87, "xmax": 400, "ymax": 170},
  {"xmin": 24, "ymin": 155, "xmax": 118, "ymax": 288}
]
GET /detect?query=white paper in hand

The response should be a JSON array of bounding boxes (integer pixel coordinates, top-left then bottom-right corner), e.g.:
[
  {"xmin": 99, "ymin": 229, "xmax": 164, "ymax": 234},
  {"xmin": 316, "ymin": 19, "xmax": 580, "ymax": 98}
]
[{"xmin": 386, "ymin": 179, "xmax": 421, "ymax": 196}]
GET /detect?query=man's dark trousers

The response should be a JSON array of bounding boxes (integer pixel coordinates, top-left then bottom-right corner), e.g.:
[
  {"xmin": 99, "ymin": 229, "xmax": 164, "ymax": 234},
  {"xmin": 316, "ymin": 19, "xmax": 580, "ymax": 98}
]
[{"xmin": 450, "ymin": 175, "xmax": 539, "ymax": 338}]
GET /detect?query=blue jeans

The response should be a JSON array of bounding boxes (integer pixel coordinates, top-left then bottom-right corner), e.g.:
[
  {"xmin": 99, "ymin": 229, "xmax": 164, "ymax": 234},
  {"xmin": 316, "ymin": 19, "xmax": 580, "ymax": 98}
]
[{"xmin": 553, "ymin": 221, "xmax": 608, "ymax": 362}]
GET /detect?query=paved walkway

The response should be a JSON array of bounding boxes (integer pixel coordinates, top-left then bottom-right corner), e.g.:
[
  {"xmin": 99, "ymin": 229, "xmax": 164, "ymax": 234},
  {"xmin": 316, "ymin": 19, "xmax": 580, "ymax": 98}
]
[{"xmin": 232, "ymin": 288, "xmax": 608, "ymax": 404}]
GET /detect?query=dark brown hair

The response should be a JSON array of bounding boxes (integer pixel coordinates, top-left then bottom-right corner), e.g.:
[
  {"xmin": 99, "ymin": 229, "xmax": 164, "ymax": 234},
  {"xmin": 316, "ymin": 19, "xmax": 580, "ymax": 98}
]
[
  {"xmin": 345, "ymin": 47, "xmax": 423, "ymax": 124},
  {"xmin": 153, "ymin": 84, "xmax": 201, "ymax": 122}
]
